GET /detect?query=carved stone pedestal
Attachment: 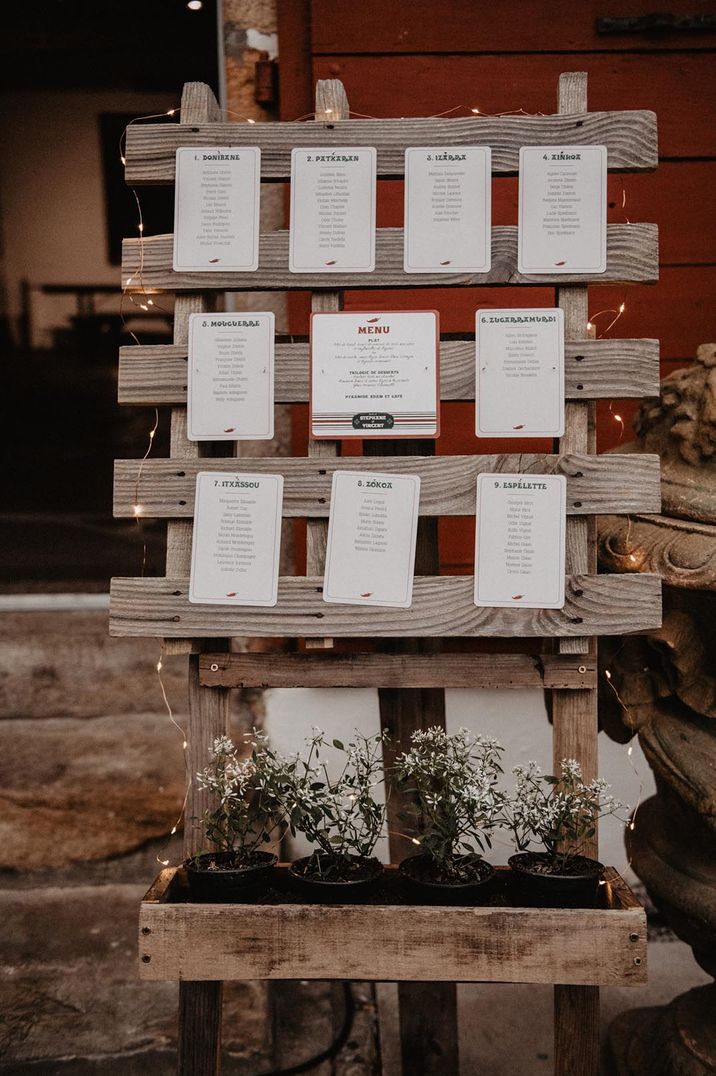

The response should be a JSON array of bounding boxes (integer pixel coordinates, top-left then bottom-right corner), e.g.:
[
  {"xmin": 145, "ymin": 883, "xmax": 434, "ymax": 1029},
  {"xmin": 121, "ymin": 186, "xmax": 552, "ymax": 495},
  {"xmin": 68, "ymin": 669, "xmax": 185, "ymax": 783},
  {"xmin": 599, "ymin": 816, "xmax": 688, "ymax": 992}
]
[{"xmin": 599, "ymin": 345, "xmax": 716, "ymax": 1073}]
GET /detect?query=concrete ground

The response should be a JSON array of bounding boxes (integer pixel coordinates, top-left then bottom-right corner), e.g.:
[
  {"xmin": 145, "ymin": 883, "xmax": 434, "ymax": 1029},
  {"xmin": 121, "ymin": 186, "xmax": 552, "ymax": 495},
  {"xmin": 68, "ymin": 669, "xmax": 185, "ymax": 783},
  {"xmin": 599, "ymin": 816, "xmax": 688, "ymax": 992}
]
[{"xmin": 0, "ymin": 608, "xmax": 709, "ymax": 1074}]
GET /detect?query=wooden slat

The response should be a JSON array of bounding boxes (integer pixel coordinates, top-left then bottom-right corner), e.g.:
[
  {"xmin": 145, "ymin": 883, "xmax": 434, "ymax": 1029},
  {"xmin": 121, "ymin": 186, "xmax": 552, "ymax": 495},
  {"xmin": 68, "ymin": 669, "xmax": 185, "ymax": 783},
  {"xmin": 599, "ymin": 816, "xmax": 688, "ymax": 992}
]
[
  {"xmin": 137, "ymin": 867, "xmax": 647, "ymax": 985},
  {"xmin": 118, "ymin": 337, "xmax": 660, "ymax": 405},
  {"xmin": 198, "ymin": 652, "xmax": 597, "ymax": 689},
  {"xmin": 122, "ymin": 224, "xmax": 659, "ymax": 290},
  {"xmin": 114, "ymin": 452, "xmax": 662, "ymax": 518},
  {"xmin": 124, "ymin": 111, "xmax": 657, "ymax": 184},
  {"xmin": 109, "ymin": 572, "xmax": 662, "ymax": 639}
]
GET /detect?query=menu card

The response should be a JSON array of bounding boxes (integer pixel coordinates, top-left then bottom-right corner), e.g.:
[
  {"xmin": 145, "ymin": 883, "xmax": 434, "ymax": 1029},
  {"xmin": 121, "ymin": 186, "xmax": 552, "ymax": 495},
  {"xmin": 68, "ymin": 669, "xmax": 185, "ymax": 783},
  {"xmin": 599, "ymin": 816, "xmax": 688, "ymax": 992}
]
[
  {"xmin": 188, "ymin": 312, "xmax": 274, "ymax": 441},
  {"xmin": 189, "ymin": 471, "xmax": 283, "ymax": 606},
  {"xmin": 173, "ymin": 147, "xmax": 260, "ymax": 271},
  {"xmin": 311, "ymin": 311, "xmax": 439, "ymax": 438},
  {"xmin": 474, "ymin": 473, "xmax": 566, "ymax": 608},
  {"xmin": 518, "ymin": 145, "xmax": 607, "ymax": 274},
  {"xmin": 289, "ymin": 147, "xmax": 376, "ymax": 272},
  {"xmin": 475, "ymin": 308, "xmax": 564, "ymax": 437},
  {"xmin": 323, "ymin": 471, "xmax": 421, "ymax": 608},
  {"xmin": 404, "ymin": 146, "xmax": 491, "ymax": 272}
]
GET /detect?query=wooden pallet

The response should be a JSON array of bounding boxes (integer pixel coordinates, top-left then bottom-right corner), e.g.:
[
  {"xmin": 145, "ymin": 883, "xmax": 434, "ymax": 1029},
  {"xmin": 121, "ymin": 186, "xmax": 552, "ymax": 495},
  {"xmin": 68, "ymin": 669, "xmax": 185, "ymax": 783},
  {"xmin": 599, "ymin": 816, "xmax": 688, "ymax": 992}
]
[{"xmin": 113, "ymin": 74, "xmax": 660, "ymax": 1076}]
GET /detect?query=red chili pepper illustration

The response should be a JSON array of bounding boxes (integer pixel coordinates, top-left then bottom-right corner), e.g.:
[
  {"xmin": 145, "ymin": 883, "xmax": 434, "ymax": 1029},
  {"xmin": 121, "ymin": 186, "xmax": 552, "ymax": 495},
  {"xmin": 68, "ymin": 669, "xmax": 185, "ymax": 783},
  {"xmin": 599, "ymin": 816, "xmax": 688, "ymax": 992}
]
[
  {"xmin": 554, "ymin": 260, "xmax": 566, "ymax": 266},
  {"xmin": 360, "ymin": 592, "xmax": 373, "ymax": 598},
  {"xmin": 325, "ymin": 260, "xmax": 337, "ymax": 265},
  {"xmin": 512, "ymin": 424, "xmax": 525, "ymax": 430},
  {"xmin": 226, "ymin": 592, "xmax": 237, "ymax": 597},
  {"xmin": 512, "ymin": 595, "xmax": 524, "ymax": 600},
  {"xmin": 440, "ymin": 260, "xmax": 452, "ymax": 266},
  {"xmin": 223, "ymin": 427, "xmax": 236, "ymax": 433},
  {"xmin": 209, "ymin": 258, "xmax": 220, "ymax": 263}
]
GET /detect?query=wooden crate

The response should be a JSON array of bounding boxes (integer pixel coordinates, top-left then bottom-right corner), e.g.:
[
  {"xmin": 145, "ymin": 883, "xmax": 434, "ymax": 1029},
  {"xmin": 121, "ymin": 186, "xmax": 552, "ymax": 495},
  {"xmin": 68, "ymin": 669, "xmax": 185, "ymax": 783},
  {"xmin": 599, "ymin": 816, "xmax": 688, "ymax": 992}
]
[{"xmin": 139, "ymin": 865, "xmax": 647, "ymax": 987}]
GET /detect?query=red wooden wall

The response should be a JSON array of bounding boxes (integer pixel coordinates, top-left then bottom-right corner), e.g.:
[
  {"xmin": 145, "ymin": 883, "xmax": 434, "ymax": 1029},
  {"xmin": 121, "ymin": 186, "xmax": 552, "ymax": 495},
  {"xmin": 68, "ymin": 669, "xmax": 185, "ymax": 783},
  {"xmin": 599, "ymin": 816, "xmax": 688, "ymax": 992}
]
[{"xmin": 278, "ymin": 0, "xmax": 716, "ymax": 573}]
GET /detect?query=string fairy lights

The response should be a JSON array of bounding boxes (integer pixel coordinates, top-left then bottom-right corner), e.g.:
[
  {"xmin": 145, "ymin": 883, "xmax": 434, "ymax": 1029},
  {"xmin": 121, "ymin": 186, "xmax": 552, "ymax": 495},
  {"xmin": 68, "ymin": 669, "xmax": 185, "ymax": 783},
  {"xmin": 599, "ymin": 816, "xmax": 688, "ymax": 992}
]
[{"xmin": 154, "ymin": 645, "xmax": 191, "ymax": 867}]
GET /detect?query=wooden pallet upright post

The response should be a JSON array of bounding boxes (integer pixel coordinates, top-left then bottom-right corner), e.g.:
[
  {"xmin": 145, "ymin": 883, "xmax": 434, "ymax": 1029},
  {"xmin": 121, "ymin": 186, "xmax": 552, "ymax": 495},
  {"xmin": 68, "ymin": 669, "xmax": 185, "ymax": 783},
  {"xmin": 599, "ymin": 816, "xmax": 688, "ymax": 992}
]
[
  {"xmin": 552, "ymin": 71, "xmax": 600, "ymax": 1076},
  {"xmin": 168, "ymin": 81, "xmax": 229, "ymax": 1076}
]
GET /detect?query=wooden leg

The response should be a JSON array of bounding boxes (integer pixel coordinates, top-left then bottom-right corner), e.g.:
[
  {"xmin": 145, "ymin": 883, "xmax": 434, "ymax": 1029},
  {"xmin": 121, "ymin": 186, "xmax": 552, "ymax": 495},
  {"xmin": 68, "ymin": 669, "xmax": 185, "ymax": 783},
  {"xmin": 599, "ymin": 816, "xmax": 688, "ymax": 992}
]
[
  {"xmin": 178, "ymin": 981, "xmax": 223, "ymax": 1076},
  {"xmin": 398, "ymin": 982, "xmax": 459, "ymax": 1076},
  {"xmin": 554, "ymin": 985, "xmax": 599, "ymax": 1076}
]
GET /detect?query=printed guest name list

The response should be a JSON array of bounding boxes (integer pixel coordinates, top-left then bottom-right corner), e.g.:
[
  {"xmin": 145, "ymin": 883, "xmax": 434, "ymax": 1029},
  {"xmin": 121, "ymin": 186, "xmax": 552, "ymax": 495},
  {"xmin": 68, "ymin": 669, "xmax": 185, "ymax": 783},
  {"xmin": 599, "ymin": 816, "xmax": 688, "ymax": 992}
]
[
  {"xmin": 289, "ymin": 147, "xmax": 376, "ymax": 272},
  {"xmin": 474, "ymin": 474, "xmax": 566, "ymax": 609},
  {"xmin": 518, "ymin": 145, "xmax": 607, "ymax": 274},
  {"xmin": 173, "ymin": 147, "xmax": 260, "ymax": 271},
  {"xmin": 404, "ymin": 146, "xmax": 491, "ymax": 273},
  {"xmin": 189, "ymin": 472, "xmax": 283, "ymax": 606}
]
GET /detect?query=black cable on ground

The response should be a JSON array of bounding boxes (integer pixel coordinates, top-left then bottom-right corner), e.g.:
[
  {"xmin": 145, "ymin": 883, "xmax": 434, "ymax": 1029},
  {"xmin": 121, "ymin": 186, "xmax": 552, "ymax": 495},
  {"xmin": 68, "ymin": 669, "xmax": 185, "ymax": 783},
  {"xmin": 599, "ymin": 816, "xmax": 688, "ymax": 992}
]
[{"xmin": 253, "ymin": 981, "xmax": 355, "ymax": 1076}]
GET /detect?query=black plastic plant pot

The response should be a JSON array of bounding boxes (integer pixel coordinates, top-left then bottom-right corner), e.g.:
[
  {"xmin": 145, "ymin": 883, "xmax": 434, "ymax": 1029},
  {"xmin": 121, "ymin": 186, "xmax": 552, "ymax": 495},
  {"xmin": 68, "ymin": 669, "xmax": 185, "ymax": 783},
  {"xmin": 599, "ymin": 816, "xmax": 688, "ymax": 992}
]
[
  {"xmin": 288, "ymin": 854, "xmax": 384, "ymax": 902},
  {"xmin": 398, "ymin": 853, "xmax": 496, "ymax": 905},
  {"xmin": 184, "ymin": 850, "xmax": 277, "ymax": 902},
  {"xmin": 508, "ymin": 852, "xmax": 604, "ymax": 907}
]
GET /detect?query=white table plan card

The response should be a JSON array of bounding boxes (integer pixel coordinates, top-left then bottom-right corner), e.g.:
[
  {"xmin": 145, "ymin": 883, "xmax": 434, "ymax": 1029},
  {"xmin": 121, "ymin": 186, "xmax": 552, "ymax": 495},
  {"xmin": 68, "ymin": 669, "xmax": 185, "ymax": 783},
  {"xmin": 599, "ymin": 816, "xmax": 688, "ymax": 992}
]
[
  {"xmin": 189, "ymin": 472, "xmax": 283, "ymax": 606},
  {"xmin": 173, "ymin": 147, "xmax": 261, "ymax": 271},
  {"xmin": 323, "ymin": 471, "xmax": 421, "ymax": 608},
  {"xmin": 289, "ymin": 147, "xmax": 376, "ymax": 272},
  {"xmin": 187, "ymin": 312, "xmax": 274, "ymax": 441},
  {"xmin": 474, "ymin": 473, "xmax": 566, "ymax": 609},
  {"xmin": 310, "ymin": 310, "xmax": 439, "ymax": 438},
  {"xmin": 475, "ymin": 308, "xmax": 564, "ymax": 437},
  {"xmin": 404, "ymin": 146, "xmax": 491, "ymax": 272},
  {"xmin": 518, "ymin": 145, "xmax": 607, "ymax": 274}
]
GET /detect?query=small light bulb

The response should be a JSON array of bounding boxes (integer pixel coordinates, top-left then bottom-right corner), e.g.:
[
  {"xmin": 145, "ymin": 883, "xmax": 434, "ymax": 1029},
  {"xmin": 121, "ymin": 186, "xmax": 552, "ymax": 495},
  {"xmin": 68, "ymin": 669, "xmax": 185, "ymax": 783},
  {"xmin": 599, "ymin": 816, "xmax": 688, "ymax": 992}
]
[
  {"xmin": 149, "ymin": 429, "xmax": 155, "ymax": 439},
  {"xmin": 613, "ymin": 413, "xmax": 623, "ymax": 423},
  {"xmin": 187, "ymin": 0, "xmax": 202, "ymax": 9},
  {"xmin": 247, "ymin": 118, "xmax": 256, "ymax": 124},
  {"xmin": 156, "ymin": 659, "xmax": 163, "ymax": 672},
  {"xmin": 125, "ymin": 277, "xmax": 133, "ymax": 286},
  {"xmin": 605, "ymin": 669, "xmax": 612, "ymax": 680},
  {"xmin": 159, "ymin": 858, "xmax": 170, "ymax": 866},
  {"xmin": 167, "ymin": 109, "xmax": 177, "ymax": 116},
  {"xmin": 629, "ymin": 553, "xmax": 636, "ymax": 563},
  {"xmin": 147, "ymin": 299, "xmax": 154, "ymax": 306},
  {"xmin": 138, "ymin": 222, "xmax": 144, "ymax": 232},
  {"xmin": 629, "ymin": 821, "xmax": 636, "ymax": 831},
  {"xmin": 170, "ymin": 826, "xmax": 177, "ymax": 835},
  {"xmin": 140, "ymin": 303, "xmax": 148, "ymax": 311},
  {"xmin": 627, "ymin": 745, "xmax": 633, "ymax": 756},
  {"xmin": 411, "ymin": 837, "xmax": 421, "ymax": 845},
  {"xmin": 471, "ymin": 107, "xmax": 480, "ymax": 114},
  {"xmin": 133, "ymin": 504, "xmax": 143, "ymax": 516},
  {"xmin": 587, "ymin": 321, "xmax": 593, "ymax": 331},
  {"xmin": 619, "ymin": 302, "xmax": 626, "ymax": 313},
  {"xmin": 182, "ymin": 740, "xmax": 188, "ymax": 750},
  {"xmin": 120, "ymin": 155, "xmax": 126, "ymax": 165}
]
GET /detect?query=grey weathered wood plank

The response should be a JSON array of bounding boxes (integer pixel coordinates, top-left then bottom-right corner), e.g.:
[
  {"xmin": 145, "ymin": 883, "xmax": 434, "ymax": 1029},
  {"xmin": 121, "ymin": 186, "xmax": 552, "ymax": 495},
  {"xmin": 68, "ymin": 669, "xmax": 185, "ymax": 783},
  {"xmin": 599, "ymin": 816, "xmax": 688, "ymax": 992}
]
[
  {"xmin": 114, "ymin": 452, "xmax": 662, "ymax": 519},
  {"xmin": 118, "ymin": 337, "xmax": 660, "ymax": 405},
  {"xmin": 109, "ymin": 572, "xmax": 662, "ymax": 639},
  {"xmin": 122, "ymin": 225, "xmax": 658, "ymax": 291},
  {"xmin": 136, "ymin": 867, "xmax": 647, "ymax": 985},
  {"xmin": 198, "ymin": 651, "xmax": 597, "ymax": 690},
  {"xmin": 124, "ymin": 111, "xmax": 658, "ymax": 184}
]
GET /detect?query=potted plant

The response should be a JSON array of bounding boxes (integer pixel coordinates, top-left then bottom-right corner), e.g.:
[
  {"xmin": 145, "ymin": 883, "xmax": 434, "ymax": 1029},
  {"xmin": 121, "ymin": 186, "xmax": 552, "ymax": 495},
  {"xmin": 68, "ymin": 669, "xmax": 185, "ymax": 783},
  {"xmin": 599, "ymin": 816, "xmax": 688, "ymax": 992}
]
[
  {"xmin": 185, "ymin": 732, "xmax": 290, "ymax": 901},
  {"xmin": 505, "ymin": 758, "xmax": 625, "ymax": 906},
  {"xmin": 285, "ymin": 729, "xmax": 387, "ymax": 900},
  {"xmin": 395, "ymin": 726, "xmax": 505, "ymax": 903}
]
